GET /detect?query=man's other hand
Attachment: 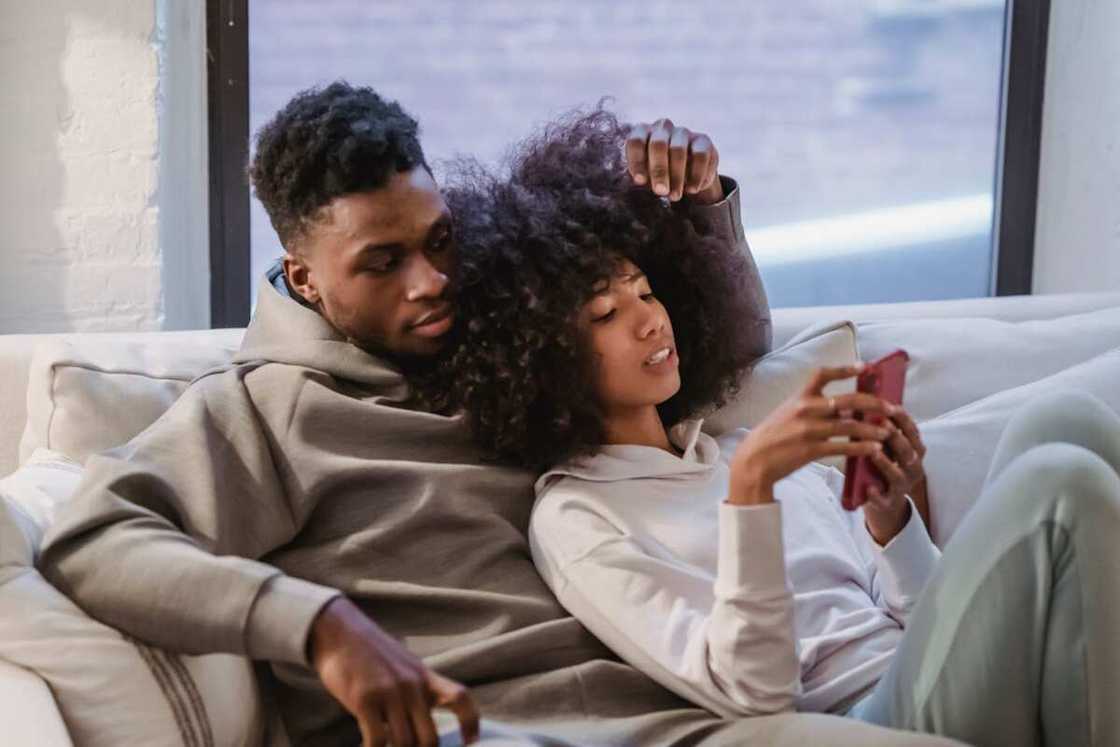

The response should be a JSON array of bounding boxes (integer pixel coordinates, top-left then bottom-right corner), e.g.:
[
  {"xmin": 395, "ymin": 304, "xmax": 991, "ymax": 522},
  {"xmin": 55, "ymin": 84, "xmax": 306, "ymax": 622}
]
[
  {"xmin": 625, "ymin": 119, "xmax": 723, "ymax": 204},
  {"xmin": 310, "ymin": 597, "xmax": 480, "ymax": 747}
]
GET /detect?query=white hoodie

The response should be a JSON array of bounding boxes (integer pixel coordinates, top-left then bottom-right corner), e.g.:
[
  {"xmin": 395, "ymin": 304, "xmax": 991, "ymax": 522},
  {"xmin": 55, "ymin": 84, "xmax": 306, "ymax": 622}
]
[{"xmin": 530, "ymin": 419, "xmax": 941, "ymax": 718}]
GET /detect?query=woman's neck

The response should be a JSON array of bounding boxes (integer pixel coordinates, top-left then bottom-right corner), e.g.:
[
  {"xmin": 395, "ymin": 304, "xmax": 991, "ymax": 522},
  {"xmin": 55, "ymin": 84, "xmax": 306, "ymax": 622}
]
[{"xmin": 602, "ymin": 405, "xmax": 677, "ymax": 454}]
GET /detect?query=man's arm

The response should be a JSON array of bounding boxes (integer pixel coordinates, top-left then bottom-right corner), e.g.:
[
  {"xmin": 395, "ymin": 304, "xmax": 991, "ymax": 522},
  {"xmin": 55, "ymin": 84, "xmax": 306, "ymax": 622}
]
[
  {"xmin": 38, "ymin": 370, "xmax": 339, "ymax": 665},
  {"xmin": 38, "ymin": 368, "xmax": 481, "ymax": 743},
  {"xmin": 624, "ymin": 119, "xmax": 773, "ymax": 360}
]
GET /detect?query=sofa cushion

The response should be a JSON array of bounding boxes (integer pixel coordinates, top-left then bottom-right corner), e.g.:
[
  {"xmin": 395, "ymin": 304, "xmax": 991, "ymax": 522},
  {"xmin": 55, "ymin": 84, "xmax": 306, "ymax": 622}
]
[
  {"xmin": 0, "ymin": 449, "xmax": 82, "ymax": 567},
  {"xmin": 703, "ymin": 319, "xmax": 860, "ymax": 470},
  {"xmin": 856, "ymin": 305, "xmax": 1120, "ymax": 423},
  {"xmin": 919, "ymin": 345, "xmax": 1120, "ymax": 546},
  {"xmin": 0, "ymin": 454, "xmax": 264, "ymax": 747},
  {"xmin": 0, "ymin": 565, "xmax": 264, "ymax": 747},
  {"xmin": 19, "ymin": 331, "xmax": 242, "ymax": 465}
]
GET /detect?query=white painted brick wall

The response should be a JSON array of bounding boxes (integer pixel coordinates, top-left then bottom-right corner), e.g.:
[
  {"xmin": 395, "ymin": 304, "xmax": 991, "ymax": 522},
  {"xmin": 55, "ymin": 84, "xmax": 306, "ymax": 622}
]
[{"xmin": 0, "ymin": 0, "xmax": 169, "ymax": 333}]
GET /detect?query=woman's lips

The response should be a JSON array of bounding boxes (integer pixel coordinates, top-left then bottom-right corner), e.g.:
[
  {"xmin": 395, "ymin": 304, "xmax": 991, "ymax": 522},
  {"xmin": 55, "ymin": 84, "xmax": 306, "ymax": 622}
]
[{"xmin": 643, "ymin": 345, "xmax": 677, "ymax": 371}]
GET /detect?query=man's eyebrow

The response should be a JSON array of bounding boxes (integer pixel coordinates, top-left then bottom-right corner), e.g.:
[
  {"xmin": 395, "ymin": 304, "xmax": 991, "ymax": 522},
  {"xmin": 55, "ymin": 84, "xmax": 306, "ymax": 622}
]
[
  {"xmin": 426, "ymin": 212, "xmax": 452, "ymax": 239},
  {"xmin": 353, "ymin": 213, "xmax": 453, "ymax": 257}
]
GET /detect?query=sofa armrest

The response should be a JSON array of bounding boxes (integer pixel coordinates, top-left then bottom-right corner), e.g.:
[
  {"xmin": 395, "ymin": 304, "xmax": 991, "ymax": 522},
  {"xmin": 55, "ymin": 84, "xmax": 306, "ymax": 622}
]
[{"xmin": 0, "ymin": 658, "xmax": 71, "ymax": 745}]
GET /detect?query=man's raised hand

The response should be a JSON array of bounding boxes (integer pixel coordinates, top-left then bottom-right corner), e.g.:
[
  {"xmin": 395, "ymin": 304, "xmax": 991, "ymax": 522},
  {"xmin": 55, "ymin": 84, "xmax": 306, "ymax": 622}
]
[{"xmin": 625, "ymin": 118, "xmax": 723, "ymax": 204}]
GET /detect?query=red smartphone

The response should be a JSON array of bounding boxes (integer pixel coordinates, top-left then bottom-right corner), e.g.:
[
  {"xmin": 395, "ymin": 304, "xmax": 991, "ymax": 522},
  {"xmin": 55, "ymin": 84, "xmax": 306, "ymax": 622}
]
[{"xmin": 841, "ymin": 348, "xmax": 910, "ymax": 511}]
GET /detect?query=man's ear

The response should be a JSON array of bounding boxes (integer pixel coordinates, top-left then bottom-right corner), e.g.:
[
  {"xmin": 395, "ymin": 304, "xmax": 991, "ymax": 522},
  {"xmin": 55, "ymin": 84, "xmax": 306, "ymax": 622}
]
[{"xmin": 282, "ymin": 252, "xmax": 320, "ymax": 305}]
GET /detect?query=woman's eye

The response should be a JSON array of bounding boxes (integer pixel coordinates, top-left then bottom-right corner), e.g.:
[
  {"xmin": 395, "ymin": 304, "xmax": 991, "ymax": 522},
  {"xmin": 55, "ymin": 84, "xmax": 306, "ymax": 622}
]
[
  {"xmin": 640, "ymin": 292, "xmax": 655, "ymax": 302},
  {"xmin": 591, "ymin": 309, "xmax": 616, "ymax": 323}
]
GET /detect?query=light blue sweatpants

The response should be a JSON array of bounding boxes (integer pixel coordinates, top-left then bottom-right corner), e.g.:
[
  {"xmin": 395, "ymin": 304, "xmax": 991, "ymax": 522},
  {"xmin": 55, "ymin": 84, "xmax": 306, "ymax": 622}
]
[{"xmin": 846, "ymin": 388, "xmax": 1120, "ymax": 746}]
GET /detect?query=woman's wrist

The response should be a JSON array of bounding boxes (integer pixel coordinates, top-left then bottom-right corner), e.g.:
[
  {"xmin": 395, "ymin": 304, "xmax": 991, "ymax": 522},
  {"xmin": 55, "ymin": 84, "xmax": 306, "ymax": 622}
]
[
  {"xmin": 865, "ymin": 499, "xmax": 911, "ymax": 546},
  {"xmin": 727, "ymin": 468, "xmax": 775, "ymax": 506}
]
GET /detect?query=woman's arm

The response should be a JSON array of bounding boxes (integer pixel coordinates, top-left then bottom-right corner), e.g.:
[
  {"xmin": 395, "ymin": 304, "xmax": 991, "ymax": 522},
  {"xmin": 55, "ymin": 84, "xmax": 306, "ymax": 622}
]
[{"xmin": 530, "ymin": 491, "xmax": 800, "ymax": 718}]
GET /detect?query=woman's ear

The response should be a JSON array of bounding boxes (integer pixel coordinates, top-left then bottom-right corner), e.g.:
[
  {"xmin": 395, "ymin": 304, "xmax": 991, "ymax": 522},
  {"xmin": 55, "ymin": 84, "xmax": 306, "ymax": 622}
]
[{"xmin": 282, "ymin": 252, "xmax": 320, "ymax": 305}]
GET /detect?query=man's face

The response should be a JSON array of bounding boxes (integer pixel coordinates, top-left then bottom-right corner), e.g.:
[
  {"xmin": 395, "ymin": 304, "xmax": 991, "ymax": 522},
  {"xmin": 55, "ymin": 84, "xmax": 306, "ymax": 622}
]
[{"xmin": 283, "ymin": 168, "xmax": 456, "ymax": 359}]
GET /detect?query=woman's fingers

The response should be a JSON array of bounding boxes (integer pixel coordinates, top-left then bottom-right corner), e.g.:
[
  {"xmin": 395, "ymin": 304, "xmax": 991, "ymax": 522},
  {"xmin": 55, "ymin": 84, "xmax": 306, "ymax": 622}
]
[
  {"xmin": 805, "ymin": 418, "xmax": 888, "ymax": 443},
  {"xmin": 810, "ymin": 439, "xmax": 882, "ymax": 460},
  {"xmin": 804, "ymin": 364, "xmax": 865, "ymax": 396},
  {"xmin": 869, "ymin": 449, "xmax": 908, "ymax": 492},
  {"xmin": 890, "ymin": 408, "xmax": 926, "ymax": 458}
]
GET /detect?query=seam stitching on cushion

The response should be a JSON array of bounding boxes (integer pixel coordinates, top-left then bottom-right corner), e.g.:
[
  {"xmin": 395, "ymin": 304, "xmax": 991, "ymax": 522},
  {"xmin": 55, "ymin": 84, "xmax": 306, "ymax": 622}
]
[
  {"xmin": 131, "ymin": 638, "xmax": 199, "ymax": 747},
  {"xmin": 161, "ymin": 650, "xmax": 215, "ymax": 747}
]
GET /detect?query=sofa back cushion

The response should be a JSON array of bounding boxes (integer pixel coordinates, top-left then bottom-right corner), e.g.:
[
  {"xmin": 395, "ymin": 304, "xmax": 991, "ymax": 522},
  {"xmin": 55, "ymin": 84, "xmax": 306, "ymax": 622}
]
[
  {"xmin": 19, "ymin": 330, "xmax": 243, "ymax": 465},
  {"xmin": 856, "ymin": 305, "xmax": 1120, "ymax": 423},
  {"xmin": 703, "ymin": 319, "xmax": 860, "ymax": 471}
]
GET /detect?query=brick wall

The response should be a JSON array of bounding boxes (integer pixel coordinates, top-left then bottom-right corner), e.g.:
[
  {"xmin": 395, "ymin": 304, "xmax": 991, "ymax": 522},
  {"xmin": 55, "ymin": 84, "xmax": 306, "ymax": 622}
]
[{"xmin": 1, "ymin": 1, "xmax": 164, "ymax": 333}]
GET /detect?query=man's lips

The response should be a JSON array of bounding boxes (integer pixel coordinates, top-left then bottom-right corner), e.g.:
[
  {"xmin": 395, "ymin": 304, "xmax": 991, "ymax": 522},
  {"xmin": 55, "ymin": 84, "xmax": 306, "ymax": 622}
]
[{"xmin": 410, "ymin": 305, "xmax": 454, "ymax": 337}]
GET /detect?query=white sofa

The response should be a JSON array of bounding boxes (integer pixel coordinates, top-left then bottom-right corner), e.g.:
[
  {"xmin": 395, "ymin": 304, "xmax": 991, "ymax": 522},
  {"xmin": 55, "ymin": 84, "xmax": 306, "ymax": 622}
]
[{"xmin": 2, "ymin": 288, "xmax": 1119, "ymax": 746}]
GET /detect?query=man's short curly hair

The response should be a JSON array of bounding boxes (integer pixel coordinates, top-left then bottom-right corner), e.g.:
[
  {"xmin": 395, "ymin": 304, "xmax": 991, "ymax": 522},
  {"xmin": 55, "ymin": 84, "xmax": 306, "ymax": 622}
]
[
  {"xmin": 437, "ymin": 107, "xmax": 761, "ymax": 470},
  {"xmin": 249, "ymin": 81, "xmax": 428, "ymax": 250}
]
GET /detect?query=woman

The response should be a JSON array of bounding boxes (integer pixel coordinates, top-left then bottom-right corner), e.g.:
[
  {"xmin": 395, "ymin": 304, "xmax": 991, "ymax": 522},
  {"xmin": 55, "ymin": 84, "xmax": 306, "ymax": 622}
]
[{"xmin": 437, "ymin": 108, "xmax": 1120, "ymax": 747}]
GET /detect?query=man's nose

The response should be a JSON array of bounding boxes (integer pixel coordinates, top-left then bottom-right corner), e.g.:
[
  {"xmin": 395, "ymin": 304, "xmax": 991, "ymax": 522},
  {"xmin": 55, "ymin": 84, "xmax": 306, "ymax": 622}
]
[{"xmin": 405, "ymin": 254, "xmax": 449, "ymax": 301}]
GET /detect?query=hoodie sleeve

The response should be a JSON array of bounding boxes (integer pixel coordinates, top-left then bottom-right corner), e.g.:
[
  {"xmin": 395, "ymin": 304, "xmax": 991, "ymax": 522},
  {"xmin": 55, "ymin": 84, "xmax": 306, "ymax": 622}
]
[
  {"xmin": 818, "ymin": 464, "xmax": 941, "ymax": 625},
  {"xmin": 529, "ymin": 483, "xmax": 800, "ymax": 718},
  {"xmin": 684, "ymin": 175, "xmax": 772, "ymax": 359},
  {"xmin": 38, "ymin": 368, "xmax": 341, "ymax": 667}
]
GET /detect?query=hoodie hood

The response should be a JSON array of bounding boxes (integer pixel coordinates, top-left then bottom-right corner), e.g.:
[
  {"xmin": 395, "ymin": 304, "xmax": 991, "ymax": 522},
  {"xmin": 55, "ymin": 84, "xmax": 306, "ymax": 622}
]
[
  {"xmin": 535, "ymin": 419, "xmax": 722, "ymax": 495},
  {"xmin": 232, "ymin": 278, "xmax": 411, "ymax": 400}
]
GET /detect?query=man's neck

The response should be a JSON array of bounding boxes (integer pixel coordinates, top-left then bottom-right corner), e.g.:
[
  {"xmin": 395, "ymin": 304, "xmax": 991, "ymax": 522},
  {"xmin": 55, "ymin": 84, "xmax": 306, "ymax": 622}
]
[{"xmin": 602, "ymin": 405, "xmax": 676, "ymax": 454}]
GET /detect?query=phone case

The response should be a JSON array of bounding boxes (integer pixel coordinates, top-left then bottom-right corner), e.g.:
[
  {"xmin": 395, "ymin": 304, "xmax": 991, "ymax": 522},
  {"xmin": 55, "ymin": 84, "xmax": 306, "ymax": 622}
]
[{"xmin": 841, "ymin": 348, "xmax": 910, "ymax": 511}]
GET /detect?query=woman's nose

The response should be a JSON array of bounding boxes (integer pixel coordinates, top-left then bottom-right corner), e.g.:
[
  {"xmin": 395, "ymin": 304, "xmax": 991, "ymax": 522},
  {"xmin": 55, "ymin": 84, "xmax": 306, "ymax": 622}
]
[{"xmin": 635, "ymin": 303, "xmax": 663, "ymax": 339}]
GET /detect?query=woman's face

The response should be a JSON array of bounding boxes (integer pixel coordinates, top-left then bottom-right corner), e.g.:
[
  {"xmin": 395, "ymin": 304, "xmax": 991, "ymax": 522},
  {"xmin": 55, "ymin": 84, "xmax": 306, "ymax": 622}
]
[{"xmin": 578, "ymin": 258, "xmax": 682, "ymax": 414}]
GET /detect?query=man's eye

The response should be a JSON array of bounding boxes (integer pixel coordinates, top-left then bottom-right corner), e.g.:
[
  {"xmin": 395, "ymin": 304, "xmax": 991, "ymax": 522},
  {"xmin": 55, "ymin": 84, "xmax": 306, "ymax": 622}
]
[
  {"xmin": 431, "ymin": 232, "xmax": 453, "ymax": 252},
  {"xmin": 367, "ymin": 258, "xmax": 398, "ymax": 274},
  {"xmin": 591, "ymin": 309, "xmax": 616, "ymax": 323}
]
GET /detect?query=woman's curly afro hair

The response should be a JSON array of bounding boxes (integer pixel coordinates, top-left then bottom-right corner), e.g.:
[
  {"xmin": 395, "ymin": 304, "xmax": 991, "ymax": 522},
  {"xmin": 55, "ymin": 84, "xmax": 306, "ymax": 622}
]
[
  {"xmin": 436, "ymin": 107, "xmax": 762, "ymax": 471},
  {"xmin": 249, "ymin": 80, "xmax": 428, "ymax": 250}
]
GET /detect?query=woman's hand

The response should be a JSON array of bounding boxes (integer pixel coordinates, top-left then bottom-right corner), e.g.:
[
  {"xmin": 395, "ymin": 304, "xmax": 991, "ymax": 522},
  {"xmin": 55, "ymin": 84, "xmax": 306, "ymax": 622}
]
[
  {"xmin": 727, "ymin": 364, "xmax": 895, "ymax": 505},
  {"xmin": 862, "ymin": 406, "xmax": 928, "ymax": 545}
]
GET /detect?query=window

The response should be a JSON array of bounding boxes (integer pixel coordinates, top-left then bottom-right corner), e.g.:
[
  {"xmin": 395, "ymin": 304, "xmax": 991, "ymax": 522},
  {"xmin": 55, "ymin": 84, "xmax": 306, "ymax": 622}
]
[{"xmin": 208, "ymin": 0, "xmax": 1050, "ymax": 325}]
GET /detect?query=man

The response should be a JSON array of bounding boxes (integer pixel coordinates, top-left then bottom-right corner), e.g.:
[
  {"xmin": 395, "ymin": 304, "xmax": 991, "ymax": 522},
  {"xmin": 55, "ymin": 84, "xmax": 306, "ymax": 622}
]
[{"xmin": 38, "ymin": 82, "xmax": 928, "ymax": 746}]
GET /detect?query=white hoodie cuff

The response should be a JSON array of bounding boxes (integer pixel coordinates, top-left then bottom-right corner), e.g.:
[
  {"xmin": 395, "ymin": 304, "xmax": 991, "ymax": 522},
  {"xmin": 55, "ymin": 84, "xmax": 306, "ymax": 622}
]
[
  {"xmin": 865, "ymin": 497, "xmax": 941, "ymax": 607},
  {"xmin": 716, "ymin": 501, "xmax": 788, "ymax": 597}
]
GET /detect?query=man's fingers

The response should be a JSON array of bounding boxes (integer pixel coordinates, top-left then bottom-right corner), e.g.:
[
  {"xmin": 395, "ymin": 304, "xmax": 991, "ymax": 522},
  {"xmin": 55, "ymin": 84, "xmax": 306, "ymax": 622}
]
[
  {"xmin": 686, "ymin": 134, "xmax": 715, "ymax": 195},
  {"xmin": 404, "ymin": 682, "xmax": 439, "ymax": 747},
  {"xmin": 428, "ymin": 672, "xmax": 480, "ymax": 745},
  {"xmin": 647, "ymin": 118, "xmax": 674, "ymax": 197},
  {"xmin": 384, "ymin": 695, "xmax": 416, "ymax": 747},
  {"xmin": 625, "ymin": 123, "xmax": 652, "ymax": 185},
  {"xmin": 668, "ymin": 126, "xmax": 691, "ymax": 201},
  {"xmin": 358, "ymin": 710, "xmax": 388, "ymax": 747}
]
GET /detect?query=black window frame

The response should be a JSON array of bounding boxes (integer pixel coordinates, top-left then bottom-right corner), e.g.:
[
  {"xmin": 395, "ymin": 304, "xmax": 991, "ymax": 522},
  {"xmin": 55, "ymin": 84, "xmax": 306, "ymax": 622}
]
[{"xmin": 206, "ymin": 0, "xmax": 1050, "ymax": 327}]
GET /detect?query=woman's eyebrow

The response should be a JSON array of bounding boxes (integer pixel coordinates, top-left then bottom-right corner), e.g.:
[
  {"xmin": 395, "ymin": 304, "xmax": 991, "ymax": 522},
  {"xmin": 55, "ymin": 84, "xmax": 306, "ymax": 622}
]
[{"xmin": 592, "ymin": 271, "xmax": 646, "ymax": 297}]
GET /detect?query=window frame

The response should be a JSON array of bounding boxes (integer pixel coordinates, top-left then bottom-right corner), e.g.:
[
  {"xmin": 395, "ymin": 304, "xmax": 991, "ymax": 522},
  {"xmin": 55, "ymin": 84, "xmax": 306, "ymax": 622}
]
[{"xmin": 206, "ymin": 0, "xmax": 1050, "ymax": 327}]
